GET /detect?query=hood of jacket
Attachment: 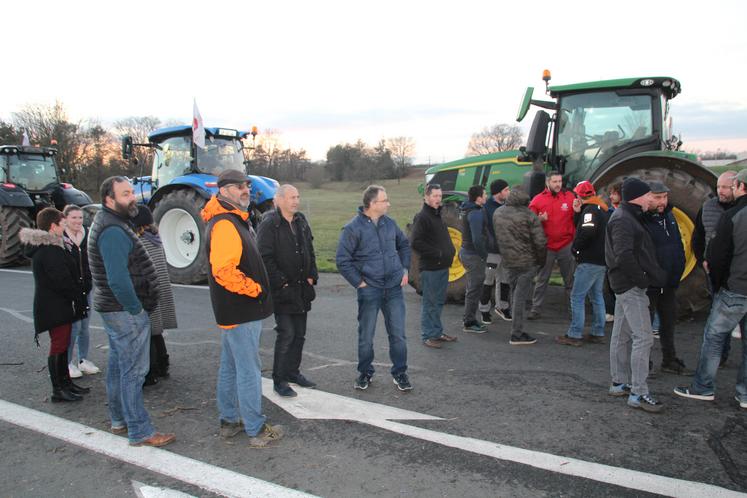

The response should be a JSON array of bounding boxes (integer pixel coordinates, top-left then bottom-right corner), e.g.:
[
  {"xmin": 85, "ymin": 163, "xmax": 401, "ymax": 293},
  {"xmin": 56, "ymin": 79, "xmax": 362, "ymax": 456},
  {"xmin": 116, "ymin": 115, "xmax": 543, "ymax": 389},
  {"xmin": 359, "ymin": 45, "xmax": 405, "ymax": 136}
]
[
  {"xmin": 582, "ymin": 195, "xmax": 609, "ymax": 212},
  {"xmin": 20, "ymin": 228, "xmax": 64, "ymax": 257},
  {"xmin": 201, "ymin": 195, "xmax": 250, "ymax": 223},
  {"xmin": 505, "ymin": 189, "xmax": 530, "ymax": 207},
  {"xmin": 460, "ymin": 200, "xmax": 481, "ymax": 211}
]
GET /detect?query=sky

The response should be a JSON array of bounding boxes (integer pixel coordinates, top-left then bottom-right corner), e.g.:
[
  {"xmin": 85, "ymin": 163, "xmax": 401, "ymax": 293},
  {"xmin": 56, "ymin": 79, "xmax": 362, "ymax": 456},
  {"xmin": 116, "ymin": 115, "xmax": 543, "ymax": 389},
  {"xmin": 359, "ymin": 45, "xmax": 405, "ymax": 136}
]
[{"xmin": 3, "ymin": 0, "xmax": 746, "ymax": 164}]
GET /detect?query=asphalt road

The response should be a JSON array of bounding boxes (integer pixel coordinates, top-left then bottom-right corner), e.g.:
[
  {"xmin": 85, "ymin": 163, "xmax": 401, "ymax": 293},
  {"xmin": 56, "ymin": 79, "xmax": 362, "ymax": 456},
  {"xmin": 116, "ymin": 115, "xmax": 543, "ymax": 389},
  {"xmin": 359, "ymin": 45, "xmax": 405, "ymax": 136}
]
[{"xmin": 1, "ymin": 268, "xmax": 745, "ymax": 497}]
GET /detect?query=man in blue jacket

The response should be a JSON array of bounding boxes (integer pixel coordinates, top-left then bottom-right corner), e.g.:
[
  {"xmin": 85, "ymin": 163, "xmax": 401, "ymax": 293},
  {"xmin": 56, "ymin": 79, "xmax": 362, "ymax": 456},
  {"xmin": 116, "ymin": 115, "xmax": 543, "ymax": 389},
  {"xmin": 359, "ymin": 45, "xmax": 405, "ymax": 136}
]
[
  {"xmin": 460, "ymin": 185, "xmax": 489, "ymax": 333},
  {"xmin": 336, "ymin": 185, "xmax": 412, "ymax": 392},
  {"xmin": 643, "ymin": 182, "xmax": 690, "ymax": 375}
]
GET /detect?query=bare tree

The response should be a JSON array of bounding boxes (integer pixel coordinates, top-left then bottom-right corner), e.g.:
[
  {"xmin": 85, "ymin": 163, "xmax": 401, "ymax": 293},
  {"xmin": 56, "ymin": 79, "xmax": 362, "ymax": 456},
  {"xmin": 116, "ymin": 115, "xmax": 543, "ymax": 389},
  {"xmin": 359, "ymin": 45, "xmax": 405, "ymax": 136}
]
[
  {"xmin": 466, "ymin": 123, "xmax": 523, "ymax": 156},
  {"xmin": 386, "ymin": 136, "xmax": 416, "ymax": 183},
  {"xmin": 113, "ymin": 116, "xmax": 162, "ymax": 177}
]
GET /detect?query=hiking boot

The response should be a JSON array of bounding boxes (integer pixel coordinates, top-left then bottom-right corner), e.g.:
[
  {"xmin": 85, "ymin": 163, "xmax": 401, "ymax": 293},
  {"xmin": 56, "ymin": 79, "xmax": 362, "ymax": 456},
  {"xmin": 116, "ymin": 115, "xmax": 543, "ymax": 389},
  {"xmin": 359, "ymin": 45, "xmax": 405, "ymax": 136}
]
[
  {"xmin": 555, "ymin": 335, "xmax": 583, "ymax": 347},
  {"xmin": 274, "ymin": 382, "xmax": 297, "ymax": 397},
  {"xmin": 627, "ymin": 393, "xmax": 664, "ymax": 413},
  {"xmin": 393, "ymin": 373, "xmax": 413, "ymax": 392},
  {"xmin": 248, "ymin": 423, "xmax": 285, "ymax": 448},
  {"xmin": 423, "ymin": 338, "xmax": 442, "ymax": 349},
  {"xmin": 288, "ymin": 374, "xmax": 317, "ymax": 389},
  {"xmin": 585, "ymin": 335, "xmax": 606, "ymax": 345},
  {"xmin": 481, "ymin": 312, "xmax": 493, "ymax": 325},
  {"xmin": 509, "ymin": 333, "xmax": 537, "ymax": 345},
  {"xmin": 673, "ymin": 386, "xmax": 714, "ymax": 401},
  {"xmin": 354, "ymin": 373, "xmax": 372, "ymax": 390},
  {"xmin": 661, "ymin": 358, "xmax": 694, "ymax": 376},
  {"xmin": 219, "ymin": 419, "xmax": 244, "ymax": 439},
  {"xmin": 608, "ymin": 383, "xmax": 631, "ymax": 397},
  {"xmin": 463, "ymin": 322, "xmax": 487, "ymax": 334},
  {"xmin": 527, "ymin": 310, "xmax": 540, "ymax": 320},
  {"xmin": 494, "ymin": 307, "xmax": 512, "ymax": 321},
  {"xmin": 436, "ymin": 334, "xmax": 457, "ymax": 342},
  {"xmin": 130, "ymin": 433, "xmax": 176, "ymax": 447}
]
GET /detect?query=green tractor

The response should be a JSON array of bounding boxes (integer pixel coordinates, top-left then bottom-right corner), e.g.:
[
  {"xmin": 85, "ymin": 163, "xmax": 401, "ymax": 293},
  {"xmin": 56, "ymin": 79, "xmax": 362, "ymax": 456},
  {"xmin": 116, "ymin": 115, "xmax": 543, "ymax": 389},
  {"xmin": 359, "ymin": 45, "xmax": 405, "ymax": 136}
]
[{"xmin": 413, "ymin": 73, "xmax": 716, "ymax": 312}]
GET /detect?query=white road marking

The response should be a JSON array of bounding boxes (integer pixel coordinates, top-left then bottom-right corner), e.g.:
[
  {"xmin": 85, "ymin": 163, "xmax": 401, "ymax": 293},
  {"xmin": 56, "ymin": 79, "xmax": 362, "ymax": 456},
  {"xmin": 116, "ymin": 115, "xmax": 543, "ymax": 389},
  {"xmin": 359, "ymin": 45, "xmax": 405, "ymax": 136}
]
[
  {"xmin": 262, "ymin": 378, "xmax": 745, "ymax": 498},
  {"xmin": 132, "ymin": 480, "xmax": 196, "ymax": 498},
  {"xmin": 0, "ymin": 268, "xmax": 31, "ymax": 274},
  {"xmin": 0, "ymin": 307, "xmax": 33, "ymax": 323},
  {"xmin": 0, "ymin": 400, "xmax": 316, "ymax": 498}
]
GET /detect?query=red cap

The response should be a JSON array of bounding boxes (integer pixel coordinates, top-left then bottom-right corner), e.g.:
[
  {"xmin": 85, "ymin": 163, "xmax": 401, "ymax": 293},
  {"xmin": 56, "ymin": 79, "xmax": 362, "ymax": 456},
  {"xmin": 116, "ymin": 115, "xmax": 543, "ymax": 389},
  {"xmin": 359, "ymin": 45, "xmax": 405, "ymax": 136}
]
[{"xmin": 573, "ymin": 180, "xmax": 596, "ymax": 198}]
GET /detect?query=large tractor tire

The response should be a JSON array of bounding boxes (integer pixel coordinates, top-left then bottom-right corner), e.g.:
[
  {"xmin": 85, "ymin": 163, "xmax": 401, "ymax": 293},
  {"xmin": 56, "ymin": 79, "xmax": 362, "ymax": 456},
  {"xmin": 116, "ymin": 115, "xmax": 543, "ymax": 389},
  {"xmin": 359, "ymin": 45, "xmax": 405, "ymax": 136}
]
[
  {"xmin": 593, "ymin": 158, "xmax": 716, "ymax": 315},
  {"xmin": 0, "ymin": 207, "xmax": 32, "ymax": 267},
  {"xmin": 153, "ymin": 190, "xmax": 209, "ymax": 285},
  {"xmin": 408, "ymin": 202, "xmax": 467, "ymax": 303}
]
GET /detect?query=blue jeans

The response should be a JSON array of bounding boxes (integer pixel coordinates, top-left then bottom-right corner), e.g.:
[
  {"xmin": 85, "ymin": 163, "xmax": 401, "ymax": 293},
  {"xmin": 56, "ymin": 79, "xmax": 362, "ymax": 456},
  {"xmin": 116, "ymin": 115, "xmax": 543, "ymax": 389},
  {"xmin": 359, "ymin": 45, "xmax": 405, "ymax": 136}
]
[
  {"xmin": 100, "ymin": 310, "xmax": 155, "ymax": 444},
  {"xmin": 217, "ymin": 320, "xmax": 266, "ymax": 436},
  {"xmin": 691, "ymin": 289, "xmax": 747, "ymax": 398},
  {"xmin": 566, "ymin": 263, "xmax": 606, "ymax": 339},
  {"xmin": 420, "ymin": 269, "xmax": 448, "ymax": 341},
  {"xmin": 69, "ymin": 293, "xmax": 92, "ymax": 363},
  {"xmin": 357, "ymin": 285, "xmax": 407, "ymax": 377}
]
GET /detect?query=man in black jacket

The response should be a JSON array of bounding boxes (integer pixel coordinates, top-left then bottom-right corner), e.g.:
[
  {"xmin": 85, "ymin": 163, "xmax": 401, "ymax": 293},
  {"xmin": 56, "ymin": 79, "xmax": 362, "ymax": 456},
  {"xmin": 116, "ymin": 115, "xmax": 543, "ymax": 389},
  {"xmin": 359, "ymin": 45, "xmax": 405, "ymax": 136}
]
[
  {"xmin": 410, "ymin": 184, "xmax": 457, "ymax": 348},
  {"xmin": 675, "ymin": 169, "xmax": 747, "ymax": 409},
  {"xmin": 556, "ymin": 181, "xmax": 609, "ymax": 347},
  {"xmin": 643, "ymin": 182, "xmax": 690, "ymax": 375},
  {"xmin": 605, "ymin": 178, "xmax": 667, "ymax": 413},
  {"xmin": 257, "ymin": 184, "xmax": 319, "ymax": 397},
  {"xmin": 479, "ymin": 179, "xmax": 512, "ymax": 324}
]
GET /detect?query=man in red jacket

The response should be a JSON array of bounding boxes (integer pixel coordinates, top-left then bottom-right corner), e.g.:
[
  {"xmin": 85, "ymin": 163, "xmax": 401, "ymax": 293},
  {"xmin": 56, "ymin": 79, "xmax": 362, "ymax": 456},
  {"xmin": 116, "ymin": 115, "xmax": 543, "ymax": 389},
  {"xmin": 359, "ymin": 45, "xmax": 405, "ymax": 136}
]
[{"xmin": 528, "ymin": 171, "xmax": 579, "ymax": 319}]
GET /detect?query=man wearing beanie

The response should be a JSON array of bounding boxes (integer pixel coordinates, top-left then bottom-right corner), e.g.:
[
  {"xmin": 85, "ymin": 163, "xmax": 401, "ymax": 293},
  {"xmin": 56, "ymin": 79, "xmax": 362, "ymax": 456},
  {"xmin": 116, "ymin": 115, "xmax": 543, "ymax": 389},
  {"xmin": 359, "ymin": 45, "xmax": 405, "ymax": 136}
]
[
  {"xmin": 479, "ymin": 179, "xmax": 512, "ymax": 324},
  {"xmin": 555, "ymin": 181, "xmax": 609, "ymax": 347},
  {"xmin": 605, "ymin": 177, "xmax": 667, "ymax": 413}
]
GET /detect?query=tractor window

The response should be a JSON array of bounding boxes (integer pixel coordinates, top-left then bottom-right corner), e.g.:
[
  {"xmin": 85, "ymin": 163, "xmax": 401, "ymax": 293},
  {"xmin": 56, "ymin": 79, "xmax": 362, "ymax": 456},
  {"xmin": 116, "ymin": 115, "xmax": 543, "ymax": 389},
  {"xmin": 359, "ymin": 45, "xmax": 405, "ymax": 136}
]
[
  {"xmin": 556, "ymin": 92, "xmax": 653, "ymax": 186},
  {"xmin": 195, "ymin": 137, "xmax": 245, "ymax": 176},
  {"xmin": 152, "ymin": 136, "xmax": 192, "ymax": 186},
  {"xmin": 429, "ymin": 169, "xmax": 458, "ymax": 191},
  {"xmin": 7, "ymin": 154, "xmax": 59, "ymax": 191}
]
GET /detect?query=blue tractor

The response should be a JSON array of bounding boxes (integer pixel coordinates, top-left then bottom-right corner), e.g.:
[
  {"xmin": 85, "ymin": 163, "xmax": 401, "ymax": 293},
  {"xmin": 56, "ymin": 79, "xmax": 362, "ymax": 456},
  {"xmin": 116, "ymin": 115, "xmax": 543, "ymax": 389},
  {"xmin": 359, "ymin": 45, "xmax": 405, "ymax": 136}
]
[{"xmin": 122, "ymin": 125, "xmax": 278, "ymax": 284}]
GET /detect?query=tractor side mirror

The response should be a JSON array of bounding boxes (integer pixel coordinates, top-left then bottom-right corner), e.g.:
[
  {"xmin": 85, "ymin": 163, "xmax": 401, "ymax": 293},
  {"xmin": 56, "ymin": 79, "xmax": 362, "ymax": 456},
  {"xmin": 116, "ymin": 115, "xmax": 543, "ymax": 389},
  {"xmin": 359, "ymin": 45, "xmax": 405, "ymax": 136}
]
[
  {"xmin": 525, "ymin": 110, "xmax": 550, "ymax": 159},
  {"xmin": 122, "ymin": 136, "xmax": 133, "ymax": 160}
]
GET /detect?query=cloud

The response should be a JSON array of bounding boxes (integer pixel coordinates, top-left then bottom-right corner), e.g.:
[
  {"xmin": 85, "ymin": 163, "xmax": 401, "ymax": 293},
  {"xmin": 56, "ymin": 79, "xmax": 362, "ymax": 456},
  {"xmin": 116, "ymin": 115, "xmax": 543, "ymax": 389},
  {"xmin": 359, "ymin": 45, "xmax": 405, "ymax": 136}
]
[{"xmin": 670, "ymin": 101, "xmax": 747, "ymax": 140}]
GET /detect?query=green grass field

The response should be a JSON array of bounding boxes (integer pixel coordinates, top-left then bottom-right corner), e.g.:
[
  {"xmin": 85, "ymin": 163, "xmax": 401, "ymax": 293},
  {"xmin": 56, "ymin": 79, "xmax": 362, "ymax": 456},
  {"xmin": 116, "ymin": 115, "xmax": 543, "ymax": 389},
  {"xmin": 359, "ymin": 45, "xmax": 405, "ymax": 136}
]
[{"xmin": 292, "ymin": 176, "xmax": 425, "ymax": 272}]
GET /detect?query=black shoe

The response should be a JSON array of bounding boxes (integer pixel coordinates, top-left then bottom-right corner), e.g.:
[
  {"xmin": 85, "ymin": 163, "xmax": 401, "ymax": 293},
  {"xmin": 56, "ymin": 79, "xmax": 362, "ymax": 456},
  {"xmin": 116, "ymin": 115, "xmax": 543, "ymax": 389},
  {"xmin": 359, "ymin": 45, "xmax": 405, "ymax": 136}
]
[
  {"xmin": 143, "ymin": 371, "xmax": 159, "ymax": 387},
  {"xmin": 481, "ymin": 312, "xmax": 493, "ymax": 325},
  {"xmin": 273, "ymin": 382, "xmax": 297, "ymax": 397},
  {"xmin": 495, "ymin": 307, "xmax": 512, "ymax": 321},
  {"xmin": 68, "ymin": 381, "xmax": 90, "ymax": 395},
  {"xmin": 289, "ymin": 374, "xmax": 317, "ymax": 388},
  {"xmin": 393, "ymin": 373, "xmax": 413, "ymax": 391},
  {"xmin": 510, "ymin": 333, "xmax": 537, "ymax": 345},
  {"xmin": 51, "ymin": 388, "xmax": 83, "ymax": 402},
  {"xmin": 52, "ymin": 353, "xmax": 85, "ymax": 400},
  {"xmin": 152, "ymin": 335, "xmax": 170, "ymax": 378},
  {"xmin": 527, "ymin": 310, "xmax": 540, "ymax": 320},
  {"xmin": 661, "ymin": 358, "xmax": 694, "ymax": 376},
  {"xmin": 354, "ymin": 373, "xmax": 372, "ymax": 390}
]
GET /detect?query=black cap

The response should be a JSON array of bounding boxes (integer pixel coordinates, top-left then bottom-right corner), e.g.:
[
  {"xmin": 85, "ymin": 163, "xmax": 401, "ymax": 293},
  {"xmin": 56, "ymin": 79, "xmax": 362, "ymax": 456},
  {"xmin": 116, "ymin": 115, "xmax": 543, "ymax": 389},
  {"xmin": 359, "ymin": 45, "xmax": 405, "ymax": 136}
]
[
  {"xmin": 622, "ymin": 177, "xmax": 652, "ymax": 202},
  {"xmin": 217, "ymin": 169, "xmax": 251, "ymax": 188},
  {"xmin": 648, "ymin": 181, "xmax": 670, "ymax": 194},
  {"xmin": 132, "ymin": 204, "xmax": 154, "ymax": 228},
  {"xmin": 490, "ymin": 179, "xmax": 509, "ymax": 196}
]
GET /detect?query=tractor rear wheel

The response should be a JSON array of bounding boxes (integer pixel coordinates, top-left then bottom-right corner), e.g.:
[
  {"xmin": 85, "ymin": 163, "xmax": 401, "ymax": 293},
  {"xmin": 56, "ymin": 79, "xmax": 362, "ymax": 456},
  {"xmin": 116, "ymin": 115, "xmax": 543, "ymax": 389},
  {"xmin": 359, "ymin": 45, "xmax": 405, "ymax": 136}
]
[
  {"xmin": 595, "ymin": 162, "xmax": 715, "ymax": 314},
  {"xmin": 0, "ymin": 207, "xmax": 32, "ymax": 267},
  {"xmin": 407, "ymin": 202, "xmax": 467, "ymax": 303},
  {"xmin": 153, "ymin": 190, "xmax": 209, "ymax": 285}
]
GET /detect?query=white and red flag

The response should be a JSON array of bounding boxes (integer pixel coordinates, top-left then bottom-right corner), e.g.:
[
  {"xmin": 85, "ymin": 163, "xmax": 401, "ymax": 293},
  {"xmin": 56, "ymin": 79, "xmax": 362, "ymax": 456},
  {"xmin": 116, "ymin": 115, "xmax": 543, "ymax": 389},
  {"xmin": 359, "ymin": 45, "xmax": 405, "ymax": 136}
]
[{"xmin": 192, "ymin": 99, "xmax": 205, "ymax": 149}]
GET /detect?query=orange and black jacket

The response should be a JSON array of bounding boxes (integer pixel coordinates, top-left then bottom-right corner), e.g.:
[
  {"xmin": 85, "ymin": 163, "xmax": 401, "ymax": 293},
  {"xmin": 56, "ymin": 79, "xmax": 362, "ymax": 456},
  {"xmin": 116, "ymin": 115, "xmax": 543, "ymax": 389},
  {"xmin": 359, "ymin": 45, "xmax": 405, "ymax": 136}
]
[{"xmin": 202, "ymin": 196, "xmax": 273, "ymax": 328}]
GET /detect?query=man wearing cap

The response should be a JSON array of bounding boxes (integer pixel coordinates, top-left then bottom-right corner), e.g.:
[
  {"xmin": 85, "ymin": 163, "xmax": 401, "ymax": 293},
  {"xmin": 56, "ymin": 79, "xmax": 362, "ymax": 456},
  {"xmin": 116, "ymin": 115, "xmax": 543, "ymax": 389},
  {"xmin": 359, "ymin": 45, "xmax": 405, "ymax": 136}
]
[
  {"xmin": 555, "ymin": 181, "xmax": 609, "ymax": 347},
  {"xmin": 479, "ymin": 179, "xmax": 512, "ymax": 324},
  {"xmin": 675, "ymin": 169, "xmax": 747, "ymax": 409},
  {"xmin": 605, "ymin": 177, "xmax": 667, "ymax": 413},
  {"xmin": 202, "ymin": 169, "xmax": 285, "ymax": 447},
  {"xmin": 642, "ymin": 181, "xmax": 690, "ymax": 375},
  {"xmin": 528, "ymin": 171, "xmax": 577, "ymax": 320}
]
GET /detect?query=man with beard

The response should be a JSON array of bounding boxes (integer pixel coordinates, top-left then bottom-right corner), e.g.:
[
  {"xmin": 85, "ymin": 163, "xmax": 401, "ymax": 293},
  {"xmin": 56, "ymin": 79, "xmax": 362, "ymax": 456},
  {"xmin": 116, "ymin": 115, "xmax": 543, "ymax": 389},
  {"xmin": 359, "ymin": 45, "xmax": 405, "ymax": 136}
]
[
  {"xmin": 203, "ymin": 170, "xmax": 284, "ymax": 447},
  {"xmin": 87, "ymin": 177, "xmax": 174, "ymax": 447}
]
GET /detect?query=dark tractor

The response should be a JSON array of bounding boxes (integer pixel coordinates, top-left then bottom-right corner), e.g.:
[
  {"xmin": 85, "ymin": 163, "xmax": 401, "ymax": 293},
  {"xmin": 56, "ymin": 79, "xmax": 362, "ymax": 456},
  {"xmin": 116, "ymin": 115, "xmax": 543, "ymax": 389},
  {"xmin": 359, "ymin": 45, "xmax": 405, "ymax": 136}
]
[{"xmin": 0, "ymin": 145, "xmax": 92, "ymax": 266}]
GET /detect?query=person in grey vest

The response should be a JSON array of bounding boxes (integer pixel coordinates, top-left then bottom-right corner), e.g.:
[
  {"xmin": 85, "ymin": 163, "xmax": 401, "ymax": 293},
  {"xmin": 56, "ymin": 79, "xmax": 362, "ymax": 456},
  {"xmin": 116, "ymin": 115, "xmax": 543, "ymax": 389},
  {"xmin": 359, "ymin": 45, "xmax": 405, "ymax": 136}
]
[
  {"xmin": 133, "ymin": 205, "xmax": 176, "ymax": 386},
  {"xmin": 692, "ymin": 170, "xmax": 741, "ymax": 364},
  {"xmin": 675, "ymin": 169, "xmax": 747, "ymax": 409},
  {"xmin": 88, "ymin": 176, "xmax": 174, "ymax": 447},
  {"xmin": 202, "ymin": 169, "xmax": 284, "ymax": 447}
]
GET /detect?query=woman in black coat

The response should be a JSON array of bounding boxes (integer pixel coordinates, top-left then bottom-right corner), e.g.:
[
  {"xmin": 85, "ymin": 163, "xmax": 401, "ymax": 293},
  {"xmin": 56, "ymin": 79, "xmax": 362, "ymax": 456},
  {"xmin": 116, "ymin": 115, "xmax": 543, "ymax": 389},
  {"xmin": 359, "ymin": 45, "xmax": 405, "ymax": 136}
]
[{"xmin": 20, "ymin": 207, "xmax": 89, "ymax": 402}]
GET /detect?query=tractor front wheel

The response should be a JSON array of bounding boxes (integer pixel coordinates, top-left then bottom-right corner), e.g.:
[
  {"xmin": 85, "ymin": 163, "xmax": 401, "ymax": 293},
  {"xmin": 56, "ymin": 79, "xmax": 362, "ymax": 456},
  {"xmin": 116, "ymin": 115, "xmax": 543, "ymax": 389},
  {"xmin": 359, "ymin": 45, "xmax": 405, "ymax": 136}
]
[{"xmin": 0, "ymin": 207, "xmax": 32, "ymax": 267}]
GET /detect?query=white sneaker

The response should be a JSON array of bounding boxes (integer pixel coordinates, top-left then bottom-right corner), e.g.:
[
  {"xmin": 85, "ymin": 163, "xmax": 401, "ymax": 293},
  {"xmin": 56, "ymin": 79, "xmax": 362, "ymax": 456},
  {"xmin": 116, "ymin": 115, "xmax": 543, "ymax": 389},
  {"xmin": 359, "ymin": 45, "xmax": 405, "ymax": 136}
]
[
  {"xmin": 78, "ymin": 359, "xmax": 100, "ymax": 375},
  {"xmin": 68, "ymin": 362, "xmax": 83, "ymax": 378},
  {"xmin": 732, "ymin": 326, "xmax": 742, "ymax": 339},
  {"xmin": 605, "ymin": 314, "xmax": 614, "ymax": 323}
]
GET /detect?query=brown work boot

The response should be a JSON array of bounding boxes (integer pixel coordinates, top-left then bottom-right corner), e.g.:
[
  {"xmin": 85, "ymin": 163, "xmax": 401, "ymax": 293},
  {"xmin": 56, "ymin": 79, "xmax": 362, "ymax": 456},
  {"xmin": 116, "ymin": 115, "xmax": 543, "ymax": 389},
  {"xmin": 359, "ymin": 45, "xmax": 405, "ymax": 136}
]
[
  {"xmin": 220, "ymin": 419, "xmax": 245, "ymax": 439},
  {"xmin": 554, "ymin": 335, "xmax": 583, "ymax": 347},
  {"xmin": 110, "ymin": 425, "xmax": 127, "ymax": 435},
  {"xmin": 436, "ymin": 334, "xmax": 457, "ymax": 342},
  {"xmin": 423, "ymin": 339, "xmax": 442, "ymax": 349},
  {"xmin": 585, "ymin": 335, "xmax": 606, "ymax": 345},
  {"xmin": 130, "ymin": 432, "xmax": 176, "ymax": 447},
  {"xmin": 248, "ymin": 423, "xmax": 285, "ymax": 448}
]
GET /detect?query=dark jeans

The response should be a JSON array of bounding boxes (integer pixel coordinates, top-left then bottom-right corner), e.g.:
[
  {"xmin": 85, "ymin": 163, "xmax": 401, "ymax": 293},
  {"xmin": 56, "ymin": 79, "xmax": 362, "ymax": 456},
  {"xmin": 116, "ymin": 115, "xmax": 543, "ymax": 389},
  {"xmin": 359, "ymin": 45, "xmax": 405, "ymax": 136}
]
[
  {"xmin": 506, "ymin": 266, "xmax": 536, "ymax": 336},
  {"xmin": 420, "ymin": 269, "xmax": 448, "ymax": 341},
  {"xmin": 648, "ymin": 287, "xmax": 678, "ymax": 363},
  {"xmin": 461, "ymin": 250, "xmax": 486, "ymax": 325},
  {"xmin": 272, "ymin": 313, "xmax": 308, "ymax": 384}
]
